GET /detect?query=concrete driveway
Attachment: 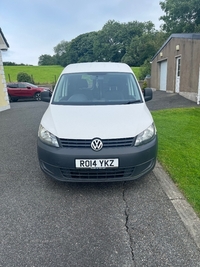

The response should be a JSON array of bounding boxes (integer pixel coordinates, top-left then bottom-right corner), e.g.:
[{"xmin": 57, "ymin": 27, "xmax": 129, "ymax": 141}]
[{"xmin": 0, "ymin": 96, "xmax": 200, "ymax": 267}]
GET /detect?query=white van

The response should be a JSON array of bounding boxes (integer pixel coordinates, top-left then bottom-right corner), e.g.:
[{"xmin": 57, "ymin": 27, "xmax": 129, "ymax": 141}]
[{"xmin": 37, "ymin": 62, "xmax": 157, "ymax": 182}]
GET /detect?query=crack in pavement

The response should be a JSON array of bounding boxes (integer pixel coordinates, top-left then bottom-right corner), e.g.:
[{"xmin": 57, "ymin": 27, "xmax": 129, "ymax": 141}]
[{"xmin": 122, "ymin": 182, "xmax": 135, "ymax": 266}]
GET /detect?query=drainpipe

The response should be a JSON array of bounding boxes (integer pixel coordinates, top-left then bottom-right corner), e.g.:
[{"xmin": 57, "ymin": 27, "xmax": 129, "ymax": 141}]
[{"xmin": 197, "ymin": 66, "xmax": 200, "ymax": 105}]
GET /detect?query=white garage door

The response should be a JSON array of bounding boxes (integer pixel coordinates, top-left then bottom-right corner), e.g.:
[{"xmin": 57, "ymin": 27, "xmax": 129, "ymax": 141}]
[{"xmin": 160, "ymin": 60, "xmax": 167, "ymax": 91}]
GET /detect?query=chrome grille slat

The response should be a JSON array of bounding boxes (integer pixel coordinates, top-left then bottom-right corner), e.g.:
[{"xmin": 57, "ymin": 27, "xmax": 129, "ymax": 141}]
[{"xmin": 60, "ymin": 137, "xmax": 134, "ymax": 148}]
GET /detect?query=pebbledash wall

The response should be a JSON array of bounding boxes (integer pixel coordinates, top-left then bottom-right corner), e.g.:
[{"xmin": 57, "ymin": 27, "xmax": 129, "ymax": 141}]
[
  {"xmin": 0, "ymin": 51, "xmax": 10, "ymax": 112},
  {"xmin": 0, "ymin": 28, "xmax": 10, "ymax": 112}
]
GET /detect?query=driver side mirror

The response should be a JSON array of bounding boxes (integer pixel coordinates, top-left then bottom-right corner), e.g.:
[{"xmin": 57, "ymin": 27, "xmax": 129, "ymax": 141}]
[
  {"xmin": 143, "ymin": 88, "xmax": 152, "ymax": 102},
  {"xmin": 41, "ymin": 91, "xmax": 52, "ymax": 102}
]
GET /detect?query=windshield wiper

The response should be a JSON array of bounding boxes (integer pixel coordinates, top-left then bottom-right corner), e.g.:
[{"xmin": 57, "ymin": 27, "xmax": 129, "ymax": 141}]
[{"xmin": 125, "ymin": 100, "xmax": 143, "ymax": 104}]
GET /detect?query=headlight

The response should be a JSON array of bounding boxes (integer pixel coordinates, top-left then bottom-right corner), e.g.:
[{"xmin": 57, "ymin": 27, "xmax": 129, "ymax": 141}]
[
  {"xmin": 38, "ymin": 124, "xmax": 59, "ymax": 147},
  {"xmin": 135, "ymin": 123, "xmax": 156, "ymax": 146}
]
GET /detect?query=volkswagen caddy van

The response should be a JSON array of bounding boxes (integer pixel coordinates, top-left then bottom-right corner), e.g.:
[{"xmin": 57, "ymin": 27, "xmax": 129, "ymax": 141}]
[{"xmin": 37, "ymin": 62, "xmax": 157, "ymax": 182}]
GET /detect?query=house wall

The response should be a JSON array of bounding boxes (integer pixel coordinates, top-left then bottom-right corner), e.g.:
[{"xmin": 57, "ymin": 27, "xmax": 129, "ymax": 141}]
[
  {"xmin": 179, "ymin": 38, "xmax": 200, "ymax": 101},
  {"xmin": 0, "ymin": 51, "xmax": 10, "ymax": 112},
  {"xmin": 151, "ymin": 37, "xmax": 200, "ymax": 102}
]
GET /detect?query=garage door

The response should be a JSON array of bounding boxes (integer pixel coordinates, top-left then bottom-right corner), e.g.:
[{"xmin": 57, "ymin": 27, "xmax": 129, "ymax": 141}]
[{"xmin": 160, "ymin": 60, "xmax": 167, "ymax": 91}]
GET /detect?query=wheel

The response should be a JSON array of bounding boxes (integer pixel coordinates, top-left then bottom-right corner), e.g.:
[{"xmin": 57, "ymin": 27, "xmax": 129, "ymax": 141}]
[
  {"xmin": 34, "ymin": 92, "xmax": 41, "ymax": 101},
  {"xmin": 11, "ymin": 97, "xmax": 18, "ymax": 102},
  {"xmin": 8, "ymin": 95, "xmax": 12, "ymax": 102}
]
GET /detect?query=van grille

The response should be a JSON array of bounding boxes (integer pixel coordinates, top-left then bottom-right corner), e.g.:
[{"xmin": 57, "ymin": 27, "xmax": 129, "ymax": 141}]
[
  {"xmin": 59, "ymin": 137, "xmax": 134, "ymax": 148},
  {"xmin": 60, "ymin": 167, "xmax": 135, "ymax": 180}
]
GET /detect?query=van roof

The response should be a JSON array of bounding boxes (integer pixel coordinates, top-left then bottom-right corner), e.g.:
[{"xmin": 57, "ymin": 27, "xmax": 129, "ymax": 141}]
[{"xmin": 61, "ymin": 62, "xmax": 133, "ymax": 74}]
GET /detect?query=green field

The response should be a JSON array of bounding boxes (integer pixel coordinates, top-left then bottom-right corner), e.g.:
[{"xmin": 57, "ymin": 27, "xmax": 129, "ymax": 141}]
[
  {"xmin": 131, "ymin": 67, "xmax": 141, "ymax": 79},
  {"xmin": 4, "ymin": 65, "xmax": 64, "ymax": 84},
  {"xmin": 4, "ymin": 65, "xmax": 141, "ymax": 84}
]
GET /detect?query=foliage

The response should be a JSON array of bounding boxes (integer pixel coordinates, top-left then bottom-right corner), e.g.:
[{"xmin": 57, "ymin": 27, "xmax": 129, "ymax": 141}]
[
  {"xmin": 3, "ymin": 62, "xmax": 32, "ymax": 66},
  {"xmin": 38, "ymin": 54, "xmax": 56, "ymax": 65},
  {"xmin": 142, "ymin": 80, "xmax": 148, "ymax": 90},
  {"xmin": 159, "ymin": 0, "xmax": 200, "ymax": 33},
  {"xmin": 138, "ymin": 59, "xmax": 151, "ymax": 80},
  {"xmin": 93, "ymin": 21, "xmax": 123, "ymax": 62},
  {"xmin": 70, "ymin": 32, "xmax": 97, "ymax": 64},
  {"xmin": 4, "ymin": 65, "xmax": 64, "ymax": 84},
  {"xmin": 38, "ymin": 20, "xmax": 165, "ymax": 67},
  {"xmin": 152, "ymin": 108, "xmax": 200, "ymax": 216},
  {"xmin": 54, "ymin": 40, "xmax": 69, "ymax": 56},
  {"xmin": 53, "ymin": 41, "xmax": 71, "ymax": 67},
  {"xmin": 17, "ymin": 72, "xmax": 33, "ymax": 83}
]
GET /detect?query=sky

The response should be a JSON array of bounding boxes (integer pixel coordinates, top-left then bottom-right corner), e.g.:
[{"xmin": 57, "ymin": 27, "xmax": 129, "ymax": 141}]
[{"xmin": 0, "ymin": 0, "xmax": 164, "ymax": 66}]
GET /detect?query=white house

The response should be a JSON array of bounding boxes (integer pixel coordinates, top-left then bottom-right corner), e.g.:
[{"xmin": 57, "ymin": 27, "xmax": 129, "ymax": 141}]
[{"xmin": 0, "ymin": 28, "xmax": 10, "ymax": 112}]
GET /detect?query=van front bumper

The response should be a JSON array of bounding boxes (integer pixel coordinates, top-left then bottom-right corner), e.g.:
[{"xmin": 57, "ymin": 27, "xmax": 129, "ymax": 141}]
[{"xmin": 37, "ymin": 136, "xmax": 158, "ymax": 182}]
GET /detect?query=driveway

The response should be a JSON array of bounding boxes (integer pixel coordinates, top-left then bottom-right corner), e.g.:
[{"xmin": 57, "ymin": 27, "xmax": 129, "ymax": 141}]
[
  {"xmin": 147, "ymin": 90, "xmax": 198, "ymax": 110},
  {"xmin": 0, "ymin": 96, "xmax": 200, "ymax": 267}
]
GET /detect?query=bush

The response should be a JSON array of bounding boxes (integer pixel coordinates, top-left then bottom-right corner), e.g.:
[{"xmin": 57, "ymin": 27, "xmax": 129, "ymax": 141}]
[
  {"xmin": 17, "ymin": 72, "xmax": 34, "ymax": 83},
  {"xmin": 138, "ymin": 59, "xmax": 151, "ymax": 80},
  {"xmin": 142, "ymin": 80, "xmax": 148, "ymax": 90}
]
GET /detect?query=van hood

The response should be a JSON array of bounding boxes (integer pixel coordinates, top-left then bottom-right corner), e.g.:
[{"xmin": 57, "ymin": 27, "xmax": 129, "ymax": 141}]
[{"xmin": 41, "ymin": 104, "xmax": 153, "ymax": 139}]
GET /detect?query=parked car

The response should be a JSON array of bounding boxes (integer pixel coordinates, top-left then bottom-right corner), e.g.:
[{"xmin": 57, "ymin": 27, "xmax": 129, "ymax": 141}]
[
  {"xmin": 37, "ymin": 62, "xmax": 158, "ymax": 182},
  {"xmin": 7, "ymin": 82, "xmax": 51, "ymax": 102}
]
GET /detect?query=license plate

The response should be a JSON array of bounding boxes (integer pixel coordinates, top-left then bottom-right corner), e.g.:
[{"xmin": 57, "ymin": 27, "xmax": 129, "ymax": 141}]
[{"xmin": 75, "ymin": 159, "xmax": 119, "ymax": 169}]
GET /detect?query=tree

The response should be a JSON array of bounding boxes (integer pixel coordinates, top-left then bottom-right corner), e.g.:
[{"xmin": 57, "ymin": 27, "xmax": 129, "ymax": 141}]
[
  {"xmin": 54, "ymin": 41, "xmax": 71, "ymax": 66},
  {"xmin": 122, "ymin": 30, "xmax": 166, "ymax": 67},
  {"xmin": 3, "ymin": 62, "xmax": 30, "ymax": 66},
  {"xmin": 3, "ymin": 62, "xmax": 18, "ymax": 66},
  {"xmin": 54, "ymin": 40, "xmax": 69, "ymax": 56},
  {"xmin": 38, "ymin": 20, "xmax": 167, "ymax": 68},
  {"xmin": 98, "ymin": 20, "xmax": 126, "ymax": 62},
  {"xmin": 93, "ymin": 20, "xmax": 150, "ymax": 63},
  {"xmin": 38, "ymin": 54, "xmax": 56, "ymax": 65},
  {"xmin": 159, "ymin": 0, "xmax": 200, "ymax": 33},
  {"xmin": 53, "ymin": 33, "xmax": 97, "ymax": 66},
  {"xmin": 121, "ymin": 21, "xmax": 157, "ymax": 65},
  {"xmin": 70, "ymin": 32, "xmax": 97, "ymax": 63}
]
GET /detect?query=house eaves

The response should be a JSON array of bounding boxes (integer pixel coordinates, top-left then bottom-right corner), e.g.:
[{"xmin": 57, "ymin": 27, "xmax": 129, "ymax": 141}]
[
  {"xmin": 0, "ymin": 28, "xmax": 9, "ymax": 50},
  {"xmin": 151, "ymin": 33, "xmax": 200, "ymax": 62}
]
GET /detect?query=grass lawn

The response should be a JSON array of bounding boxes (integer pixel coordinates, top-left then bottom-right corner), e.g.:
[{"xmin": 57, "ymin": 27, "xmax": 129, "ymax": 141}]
[{"xmin": 152, "ymin": 107, "xmax": 200, "ymax": 216}]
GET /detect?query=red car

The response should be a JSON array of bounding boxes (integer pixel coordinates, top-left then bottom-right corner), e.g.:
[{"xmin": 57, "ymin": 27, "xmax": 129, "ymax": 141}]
[{"xmin": 7, "ymin": 82, "xmax": 51, "ymax": 102}]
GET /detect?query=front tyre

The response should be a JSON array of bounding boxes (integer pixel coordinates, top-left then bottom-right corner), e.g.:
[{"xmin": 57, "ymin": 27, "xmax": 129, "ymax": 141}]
[
  {"xmin": 9, "ymin": 96, "xmax": 18, "ymax": 102},
  {"xmin": 8, "ymin": 95, "xmax": 12, "ymax": 102},
  {"xmin": 34, "ymin": 92, "xmax": 41, "ymax": 101}
]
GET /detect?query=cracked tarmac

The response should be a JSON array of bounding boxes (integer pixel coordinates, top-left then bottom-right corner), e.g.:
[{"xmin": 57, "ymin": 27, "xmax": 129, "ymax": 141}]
[{"xmin": 123, "ymin": 182, "xmax": 135, "ymax": 263}]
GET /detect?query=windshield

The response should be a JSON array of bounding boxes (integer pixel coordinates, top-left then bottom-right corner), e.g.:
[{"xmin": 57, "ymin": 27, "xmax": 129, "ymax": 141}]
[{"xmin": 52, "ymin": 72, "xmax": 143, "ymax": 105}]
